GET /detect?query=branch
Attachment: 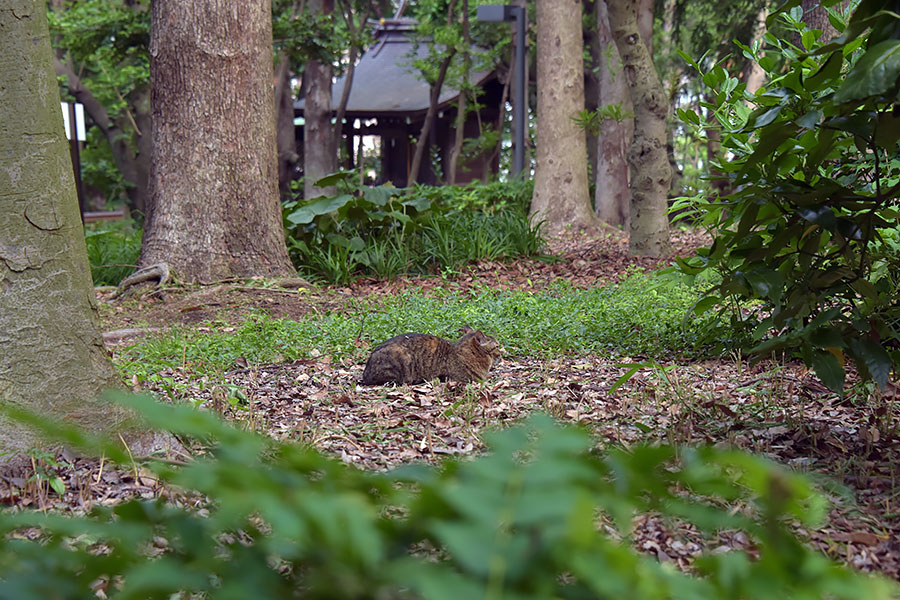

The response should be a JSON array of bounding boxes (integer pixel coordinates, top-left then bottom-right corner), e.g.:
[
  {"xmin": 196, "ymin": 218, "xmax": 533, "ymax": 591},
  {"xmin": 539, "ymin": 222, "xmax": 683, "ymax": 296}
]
[{"xmin": 54, "ymin": 57, "xmax": 114, "ymax": 137}]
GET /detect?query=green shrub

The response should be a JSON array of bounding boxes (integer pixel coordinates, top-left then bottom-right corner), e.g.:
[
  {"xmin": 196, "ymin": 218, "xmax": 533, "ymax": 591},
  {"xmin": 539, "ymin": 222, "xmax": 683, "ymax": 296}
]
[
  {"xmin": 83, "ymin": 220, "xmax": 141, "ymax": 286},
  {"xmin": 674, "ymin": 2, "xmax": 900, "ymax": 391},
  {"xmin": 283, "ymin": 173, "xmax": 544, "ymax": 283},
  {"xmin": 0, "ymin": 394, "xmax": 893, "ymax": 599}
]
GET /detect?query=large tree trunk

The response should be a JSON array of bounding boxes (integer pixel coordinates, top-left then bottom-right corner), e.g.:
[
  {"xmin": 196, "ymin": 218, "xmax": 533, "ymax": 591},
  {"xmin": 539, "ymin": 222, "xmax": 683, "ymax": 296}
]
[
  {"xmin": 140, "ymin": 0, "xmax": 295, "ymax": 283},
  {"xmin": 0, "ymin": 1, "xmax": 124, "ymax": 456},
  {"xmin": 593, "ymin": 0, "xmax": 630, "ymax": 228},
  {"xmin": 608, "ymin": 0, "xmax": 671, "ymax": 257},
  {"xmin": 531, "ymin": 0, "xmax": 599, "ymax": 236},
  {"xmin": 303, "ymin": 0, "xmax": 337, "ymax": 199}
]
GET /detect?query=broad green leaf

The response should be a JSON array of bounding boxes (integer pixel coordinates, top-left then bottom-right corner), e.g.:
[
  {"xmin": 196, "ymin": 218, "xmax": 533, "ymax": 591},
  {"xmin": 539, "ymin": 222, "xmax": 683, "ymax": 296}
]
[
  {"xmin": 874, "ymin": 110, "xmax": 900, "ymax": 148},
  {"xmin": 692, "ymin": 295, "xmax": 721, "ymax": 315},
  {"xmin": 313, "ymin": 170, "xmax": 355, "ymax": 188},
  {"xmin": 834, "ymin": 40, "xmax": 900, "ymax": 102},
  {"xmin": 746, "ymin": 105, "xmax": 784, "ymax": 130},
  {"xmin": 402, "ymin": 196, "xmax": 432, "ymax": 211},
  {"xmin": 808, "ymin": 325, "xmax": 845, "ymax": 349},
  {"xmin": 848, "ymin": 338, "xmax": 893, "ymax": 389},
  {"xmin": 805, "ymin": 51, "xmax": 842, "ymax": 91},
  {"xmin": 798, "ymin": 205, "xmax": 837, "ymax": 228},
  {"xmin": 362, "ymin": 185, "xmax": 395, "ymax": 206},
  {"xmin": 745, "ymin": 268, "xmax": 784, "ymax": 302},
  {"xmin": 285, "ymin": 194, "xmax": 353, "ymax": 224}
]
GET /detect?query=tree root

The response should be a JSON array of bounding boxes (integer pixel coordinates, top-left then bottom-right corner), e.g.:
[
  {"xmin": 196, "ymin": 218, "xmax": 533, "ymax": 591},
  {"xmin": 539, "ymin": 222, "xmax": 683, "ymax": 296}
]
[{"xmin": 109, "ymin": 263, "xmax": 171, "ymax": 300}]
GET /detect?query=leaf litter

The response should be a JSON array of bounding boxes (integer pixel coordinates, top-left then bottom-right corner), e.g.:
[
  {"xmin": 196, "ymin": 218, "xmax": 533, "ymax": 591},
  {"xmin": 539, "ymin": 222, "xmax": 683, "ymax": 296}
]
[{"xmin": 3, "ymin": 227, "xmax": 899, "ymax": 580}]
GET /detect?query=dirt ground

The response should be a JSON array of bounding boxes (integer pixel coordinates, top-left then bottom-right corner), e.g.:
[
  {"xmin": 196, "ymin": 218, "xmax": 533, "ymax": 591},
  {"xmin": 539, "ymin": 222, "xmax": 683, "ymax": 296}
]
[{"xmin": 4, "ymin": 228, "xmax": 899, "ymax": 580}]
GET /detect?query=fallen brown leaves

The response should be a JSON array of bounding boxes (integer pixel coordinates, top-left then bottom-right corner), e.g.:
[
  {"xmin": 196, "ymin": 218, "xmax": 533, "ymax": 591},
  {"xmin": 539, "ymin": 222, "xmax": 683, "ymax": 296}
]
[{"xmin": 3, "ymin": 227, "xmax": 897, "ymax": 580}]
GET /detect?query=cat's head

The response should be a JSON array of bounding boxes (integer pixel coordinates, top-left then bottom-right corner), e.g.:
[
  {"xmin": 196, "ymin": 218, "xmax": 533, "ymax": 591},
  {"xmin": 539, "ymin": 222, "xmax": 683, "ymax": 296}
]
[{"xmin": 461, "ymin": 327, "xmax": 502, "ymax": 361}]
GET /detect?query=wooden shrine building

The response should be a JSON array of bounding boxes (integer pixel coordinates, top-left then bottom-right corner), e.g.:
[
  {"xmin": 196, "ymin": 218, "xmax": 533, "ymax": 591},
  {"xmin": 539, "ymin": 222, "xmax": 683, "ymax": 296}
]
[{"xmin": 294, "ymin": 17, "xmax": 504, "ymax": 187}]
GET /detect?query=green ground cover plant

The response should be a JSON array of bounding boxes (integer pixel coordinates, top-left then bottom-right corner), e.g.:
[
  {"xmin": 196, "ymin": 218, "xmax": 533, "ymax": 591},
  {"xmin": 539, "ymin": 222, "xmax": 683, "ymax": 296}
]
[
  {"xmin": 283, "ymin": 175, "xmax": 543, "ymax": 283},
  {"xmin": 84, "ymin": 220, "xmax": 141, "ymax": 286},
  {"xmin": 115, "ymin": 272, "xmax": 739, "ymax": 379},
  {"xmin": 0, "ymin": 394, "xmax": 892, "ymax": 599}
]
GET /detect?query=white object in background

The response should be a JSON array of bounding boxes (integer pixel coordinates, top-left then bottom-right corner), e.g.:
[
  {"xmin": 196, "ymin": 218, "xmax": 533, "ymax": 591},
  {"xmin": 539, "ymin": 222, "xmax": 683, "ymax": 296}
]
[{"xmin": 60, "ymin": 102, "xmax": 86, "ymax": 141}]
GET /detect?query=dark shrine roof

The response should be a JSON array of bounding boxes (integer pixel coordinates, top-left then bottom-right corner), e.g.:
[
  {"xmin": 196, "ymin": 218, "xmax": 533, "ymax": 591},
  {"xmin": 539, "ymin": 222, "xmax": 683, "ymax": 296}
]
[{"xmin": 294, "ymin": 17, "xmax": 494, "ymax": 118}]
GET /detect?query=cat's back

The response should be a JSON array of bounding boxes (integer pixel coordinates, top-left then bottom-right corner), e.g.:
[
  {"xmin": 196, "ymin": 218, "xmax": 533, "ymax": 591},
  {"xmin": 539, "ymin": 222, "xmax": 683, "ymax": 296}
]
[{"xmin": 361, "ymin": 333, "xmax": 449, "ymax": 385}]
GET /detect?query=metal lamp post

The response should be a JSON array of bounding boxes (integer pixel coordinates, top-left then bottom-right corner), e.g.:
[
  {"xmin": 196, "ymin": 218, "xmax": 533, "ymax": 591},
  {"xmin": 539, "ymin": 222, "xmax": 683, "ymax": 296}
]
[{"xmin": 476, "ymin": 4, "xmax": 526, "ymax": 178}]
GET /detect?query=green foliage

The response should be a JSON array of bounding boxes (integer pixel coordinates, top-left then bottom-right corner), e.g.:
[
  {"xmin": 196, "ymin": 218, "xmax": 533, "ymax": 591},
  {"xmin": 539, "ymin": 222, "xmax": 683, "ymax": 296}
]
[
  {"xmin": 283, "ymin": 174, "xmax": 543, "ymax": 283},
  {"xmin": 116, "ymin": 273, "xmax": 735, "ymax": 377},
  {"xmin": 674, "ymin": 1, "xmax": 900, "ymax": 391},
  {"xmin": 572, "ymin": 104, "xmax": 633, "ymax": 136},
  {"xmin": 84, "ymin": 220, "xmax": 141, "ymax": 286},
  {"xmin": 0, "ymin": 395, "xmax": 894, "ymax": 599},
  {"xmin": 48, "ymin": 0, "xmax": 150, "ymax": 117}
]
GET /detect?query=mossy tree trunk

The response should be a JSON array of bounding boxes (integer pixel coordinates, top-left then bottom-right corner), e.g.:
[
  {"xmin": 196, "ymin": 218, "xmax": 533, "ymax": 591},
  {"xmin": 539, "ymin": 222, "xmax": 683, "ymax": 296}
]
[
  {"xmin": 0, "ymin": 1, "xmax": 124, "ymax": 457},
  {"xmin": 140, "ymin": 0, "xmax": 295, "ymax": 283},
  {"xmin": 607, "ymin": 0, "xmax": 671, "ymax": 257},
  {"xmin": 530, "ymin": 0, "xmax": 599, "ymax": 236}
]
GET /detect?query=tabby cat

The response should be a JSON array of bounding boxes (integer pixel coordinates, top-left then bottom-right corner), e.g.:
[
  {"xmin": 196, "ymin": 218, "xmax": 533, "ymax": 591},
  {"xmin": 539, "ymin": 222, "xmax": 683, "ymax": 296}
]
[{"xmin": 361, "ymin": 326, "xmax": 501, "ymax": 385}]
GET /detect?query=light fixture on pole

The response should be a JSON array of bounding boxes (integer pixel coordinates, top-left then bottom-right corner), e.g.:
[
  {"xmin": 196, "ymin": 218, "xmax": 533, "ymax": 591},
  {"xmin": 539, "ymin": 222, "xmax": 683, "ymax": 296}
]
[{"xmin": 476, "ymin": 4, "xmax": 526, "ymax": 178}]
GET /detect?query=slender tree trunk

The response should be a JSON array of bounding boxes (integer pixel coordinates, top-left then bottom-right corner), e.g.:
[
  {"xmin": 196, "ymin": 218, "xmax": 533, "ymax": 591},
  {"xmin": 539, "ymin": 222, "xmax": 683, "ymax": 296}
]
[
  {"xmin": 409, "ymin": 0, "xmax": 460, "ymax": 186},
  {"xmin": 303, "ymin": 0, "xmax": 337, "ymax": 199},
  {"xmin": 275, "ymin": 53, "xmax": 300, "ymax": 200},
  {"xmin": 583, "ymin": 0, "xmax": 601, "ymax": 185},
  {"xmin": 531, "ymin": 0, "xmax": 599, "ymax": 235},
  {"xmin": 409, "ymin": 51, "xmax": 456, "ymax": 185},
  {"xmin": 54, "ymin": 59, "xmax": 152, "ymax": 219},
  {"xmin": 608, "ymin": 0, "xmax": 671, "ymax": 257},
  {"xmin": 637, "ymin": 0, "xmax": 653, "ymax": 55},
  {"xmin": 448, "ymin": 0, "xmax": 471, "ymax": 185},
  {"xmin": 594, "ymin": 0, "xmax": 630, "ymax": 228},
  {"xmin": 332, "ymin": 0, "xmax": 371, "ymax": 177},
  {"xmin": 0, "ymin": 1, "xmax": 123, "ymax": 457},
  {"xmin": 141, "ymin": 0, "xmax": 295, "ymax": 283}
]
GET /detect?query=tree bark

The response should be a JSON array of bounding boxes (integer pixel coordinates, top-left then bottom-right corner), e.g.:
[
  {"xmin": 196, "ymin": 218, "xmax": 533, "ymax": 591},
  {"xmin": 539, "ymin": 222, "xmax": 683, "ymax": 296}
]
[
  {"xmin": 303, "ymin": 0, "xmax": 337, "ymax": 199},
  {"xmin": 531, "ymin": 0, "xmax": 599, "ymax": 236},
  {"xmin": 141, "ymin": 0, "xmax": 295, "ymax": 283},
  {"xmin": 800, "ymin": 0, "xmax": 843, "ymax": 45},
  {"xmin": 0, "ymin": 1, "xmax": 123, "ymax": 456},
  {"xmin": 583, "ymin": 0, "xmax": 601, "ymax": 184},
  {"xmin": 594, "ymin": 0, "xmax": 630, "ymax": 228},
  {"xmin": 608, "ymin": 0, "xmax": 671, "ymax": 257},
  {"xmin": 743, "ymin": 5, "xmax": 769, "ymax": 96},
  {"xmin": 275, "ymin": 53, "xmax": 300, "ymax": 200}
]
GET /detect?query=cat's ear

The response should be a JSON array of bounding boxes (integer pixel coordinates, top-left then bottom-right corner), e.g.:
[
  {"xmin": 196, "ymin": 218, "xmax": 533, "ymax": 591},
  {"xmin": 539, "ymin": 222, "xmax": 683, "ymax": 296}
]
[{"xmin": 460, "ymin": 325, "xmax": 476, "ymax": 335}]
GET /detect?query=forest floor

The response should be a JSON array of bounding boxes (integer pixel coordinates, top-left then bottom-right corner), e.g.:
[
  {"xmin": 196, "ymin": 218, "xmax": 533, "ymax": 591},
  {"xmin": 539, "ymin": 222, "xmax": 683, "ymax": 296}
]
[{"xmin": 4, "ymin": 227, "xmax": 899, "ymax": 581}]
